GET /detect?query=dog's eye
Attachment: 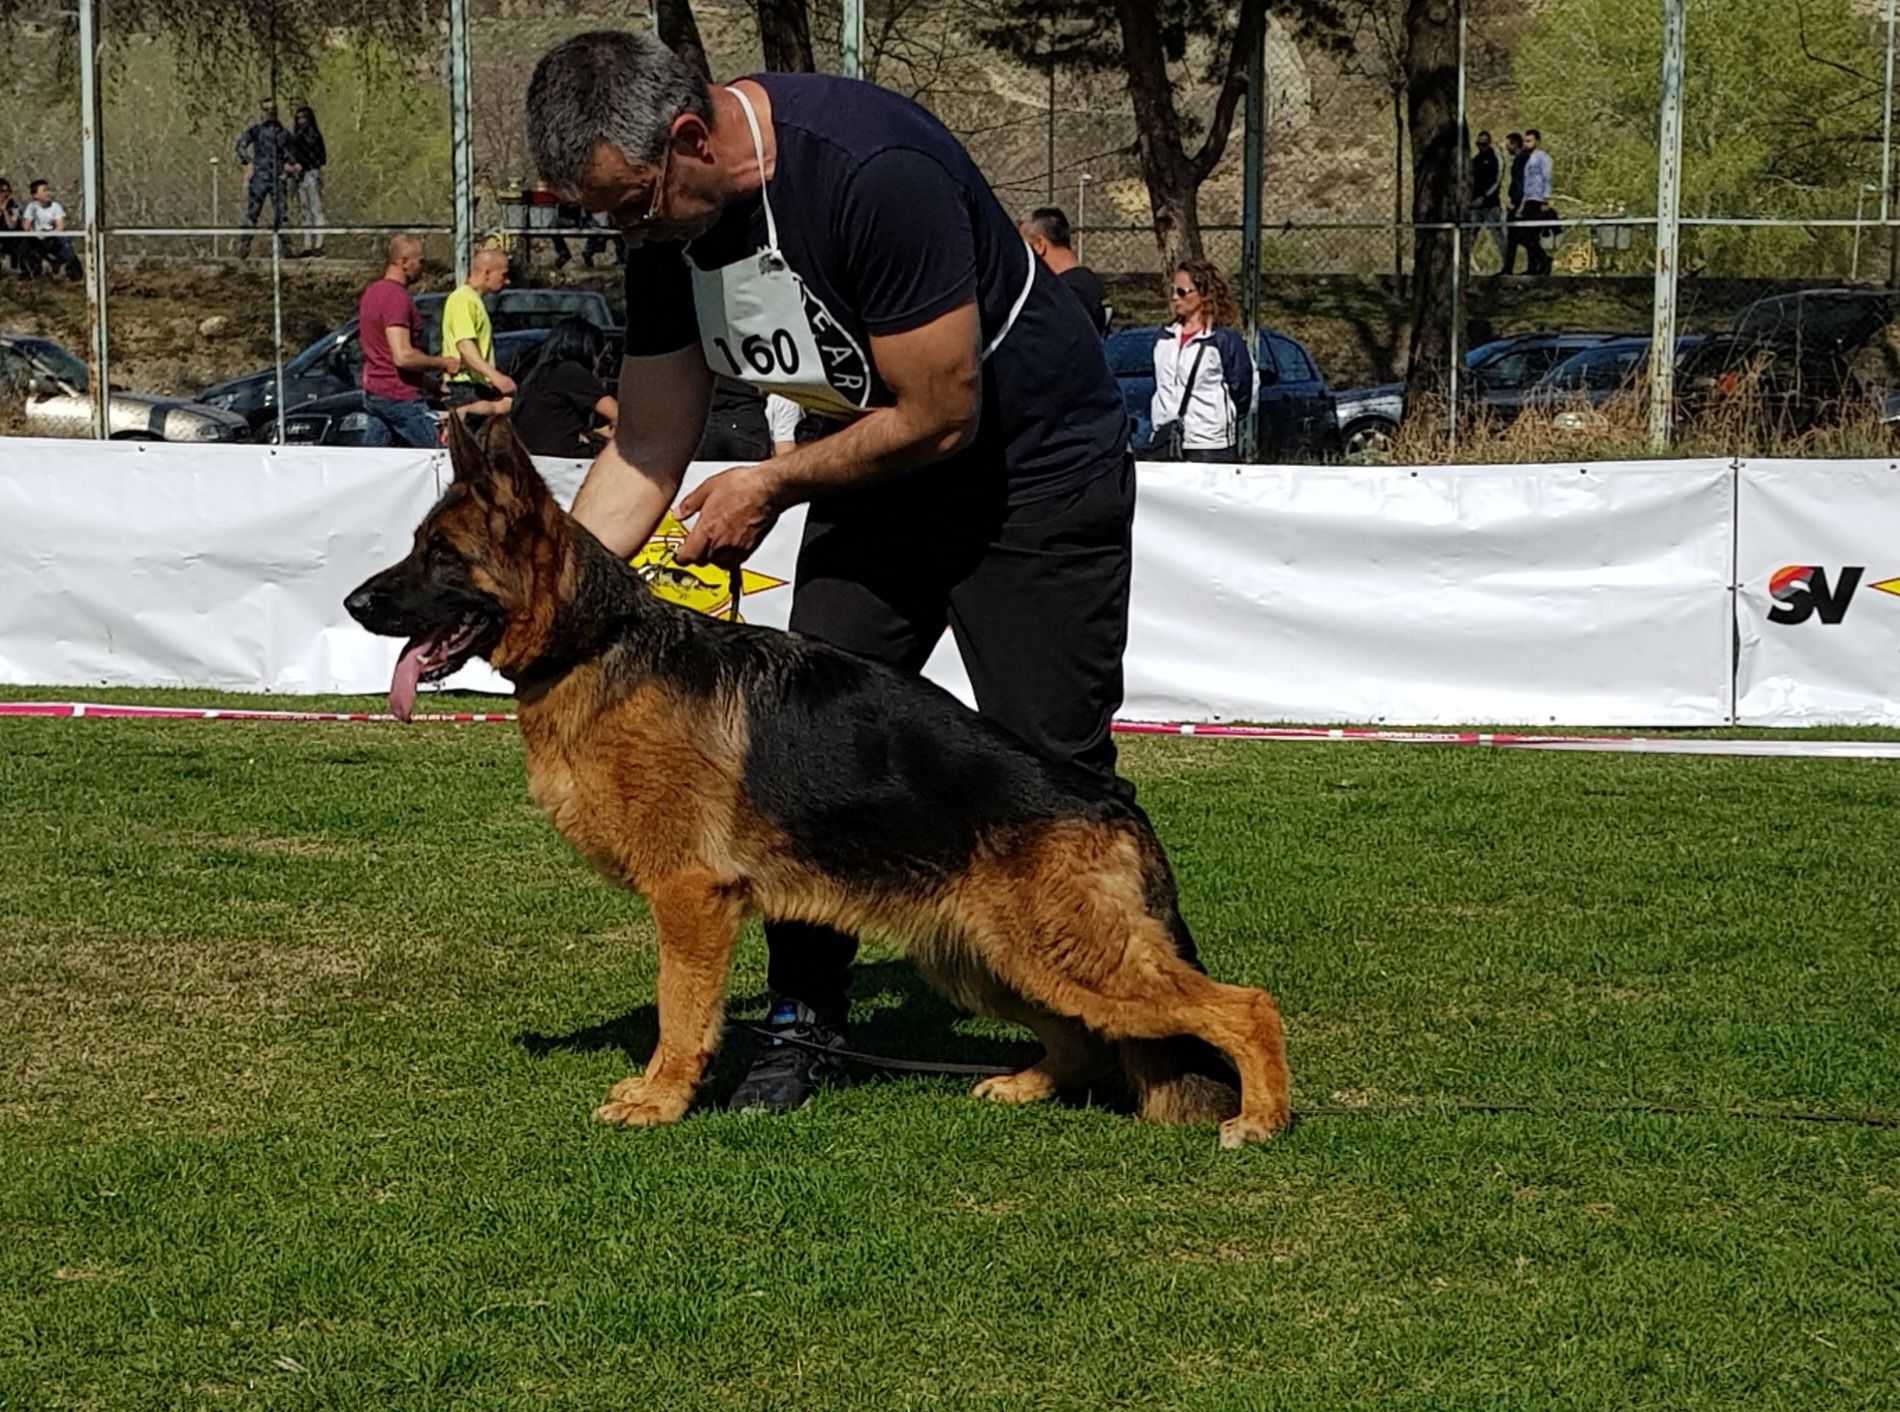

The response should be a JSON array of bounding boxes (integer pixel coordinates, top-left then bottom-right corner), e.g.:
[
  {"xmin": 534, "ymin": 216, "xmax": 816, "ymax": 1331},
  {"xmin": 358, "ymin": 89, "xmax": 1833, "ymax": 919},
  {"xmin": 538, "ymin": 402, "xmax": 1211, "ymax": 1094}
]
[{"xmin": 424, "ymin": 533, "xmax": 458, "ymax": 567}]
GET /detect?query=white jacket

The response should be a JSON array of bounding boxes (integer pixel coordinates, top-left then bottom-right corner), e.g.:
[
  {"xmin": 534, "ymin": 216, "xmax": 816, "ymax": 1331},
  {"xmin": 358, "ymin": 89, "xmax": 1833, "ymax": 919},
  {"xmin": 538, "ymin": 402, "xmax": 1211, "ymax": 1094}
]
[{"xmin": 1150, "ymin": 324, "xmax": 1256, "ymax": 452}]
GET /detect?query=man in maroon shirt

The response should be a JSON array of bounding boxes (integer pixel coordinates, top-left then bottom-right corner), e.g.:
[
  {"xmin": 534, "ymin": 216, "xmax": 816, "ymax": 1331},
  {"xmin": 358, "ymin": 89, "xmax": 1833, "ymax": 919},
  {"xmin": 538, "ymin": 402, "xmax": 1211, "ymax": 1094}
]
[{"xmin": 357, "ymin": 233, "xmax": 460, "ymax": 447}]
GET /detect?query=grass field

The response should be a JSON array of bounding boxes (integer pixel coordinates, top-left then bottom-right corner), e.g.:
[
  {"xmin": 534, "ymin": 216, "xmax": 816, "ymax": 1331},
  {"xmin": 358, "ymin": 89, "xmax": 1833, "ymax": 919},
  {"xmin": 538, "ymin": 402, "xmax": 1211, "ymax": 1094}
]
[{"xmin": 3, "ymin": 697, "xmax": 1898, "ymax": 1409}]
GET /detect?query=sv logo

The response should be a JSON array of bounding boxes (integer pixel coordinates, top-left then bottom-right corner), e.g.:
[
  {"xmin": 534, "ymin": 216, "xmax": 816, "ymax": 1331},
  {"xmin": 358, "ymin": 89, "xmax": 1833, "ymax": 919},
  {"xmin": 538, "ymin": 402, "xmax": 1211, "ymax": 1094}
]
[{"xmin": 1767, "ymin": 565, "xmax": 1863, "ymax": 626}]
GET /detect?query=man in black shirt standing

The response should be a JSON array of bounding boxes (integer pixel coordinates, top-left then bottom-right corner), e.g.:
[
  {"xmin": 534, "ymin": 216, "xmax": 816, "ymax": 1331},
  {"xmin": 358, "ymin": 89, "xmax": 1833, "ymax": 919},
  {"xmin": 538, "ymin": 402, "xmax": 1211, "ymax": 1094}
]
[
  {"xmin": 1467, "ymin": 131, "xmax": 1503, "ymax": 268},
  {"xmin": 524, "ymin": 31, "xmax": 1142, "ymax": 1114},
  {"xmin": 1021, "ymin": 206, "xmax": 1108, "ymax": 336},
  {"xmin": 234, "ymin": 98, "xmax": 294, "ymax": 259}
]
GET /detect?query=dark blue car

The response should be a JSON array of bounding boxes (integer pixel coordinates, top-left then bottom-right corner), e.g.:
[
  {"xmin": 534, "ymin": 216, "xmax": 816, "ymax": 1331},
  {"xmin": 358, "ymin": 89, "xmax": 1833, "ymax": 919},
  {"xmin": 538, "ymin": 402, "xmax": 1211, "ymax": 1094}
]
[{"xmin": 1104, "ymin": 325, "xmax": 1337, "ymax": 460}]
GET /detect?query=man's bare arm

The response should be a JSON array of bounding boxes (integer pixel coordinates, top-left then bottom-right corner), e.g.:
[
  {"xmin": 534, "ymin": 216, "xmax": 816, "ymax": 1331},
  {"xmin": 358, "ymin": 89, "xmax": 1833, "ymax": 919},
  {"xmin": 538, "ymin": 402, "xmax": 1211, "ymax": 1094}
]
[
  {"xmin": 570, "ymin": 347, "xmax": 713, "ymax": 558},
  {"xmin": 674, "ymin": 301, "xmax": 982, "ymax": 565},
  {"xmin": 385, "ymin": 325, "xmax": 458, "ymax": 376},
  {"xmin": 454, "ymin": 337, "xmax": 512, "ymax": 391}
]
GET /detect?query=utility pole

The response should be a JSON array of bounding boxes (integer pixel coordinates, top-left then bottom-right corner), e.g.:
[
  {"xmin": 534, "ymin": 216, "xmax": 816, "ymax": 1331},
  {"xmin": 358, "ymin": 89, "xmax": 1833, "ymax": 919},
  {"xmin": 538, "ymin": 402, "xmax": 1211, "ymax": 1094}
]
[
  {"xmin": 1648, "ymin": 0, "xmax": 1686, "ymax": 451},
  {"xmin": 449, "ymin": 0, "xmax": 474, "ymax": 282}
]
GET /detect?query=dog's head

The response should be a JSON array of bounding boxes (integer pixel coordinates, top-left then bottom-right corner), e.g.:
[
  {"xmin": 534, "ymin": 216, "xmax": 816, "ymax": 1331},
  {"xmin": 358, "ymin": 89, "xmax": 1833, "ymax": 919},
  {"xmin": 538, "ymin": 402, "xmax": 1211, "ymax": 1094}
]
[{"xmin": 344, "ymin": 415, "xmax": 570, "ymax": 719}]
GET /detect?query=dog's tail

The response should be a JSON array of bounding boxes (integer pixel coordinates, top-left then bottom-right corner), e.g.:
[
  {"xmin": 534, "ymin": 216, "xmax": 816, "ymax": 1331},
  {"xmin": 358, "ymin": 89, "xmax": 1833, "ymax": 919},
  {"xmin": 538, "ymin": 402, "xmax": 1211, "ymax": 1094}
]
[{"xmin": 1117, "ymin": 907, "xmax": 1243, "ymax": 1125}]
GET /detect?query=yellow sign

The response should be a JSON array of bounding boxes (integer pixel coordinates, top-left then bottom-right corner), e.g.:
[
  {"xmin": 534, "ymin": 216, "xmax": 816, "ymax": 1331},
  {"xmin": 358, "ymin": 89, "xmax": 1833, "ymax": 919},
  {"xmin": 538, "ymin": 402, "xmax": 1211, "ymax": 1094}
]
[{"xmin": 630, "ymin": 511, "xmax": 786, "ymax": 621}]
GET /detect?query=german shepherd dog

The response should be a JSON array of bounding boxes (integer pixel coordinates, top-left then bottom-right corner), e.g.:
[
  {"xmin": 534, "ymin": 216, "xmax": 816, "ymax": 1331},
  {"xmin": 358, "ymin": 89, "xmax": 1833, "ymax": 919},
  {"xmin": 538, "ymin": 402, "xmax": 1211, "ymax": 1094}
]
[{"xmin": 344, "ymin": 417, "xmax": 1291, "ymax": 1147}]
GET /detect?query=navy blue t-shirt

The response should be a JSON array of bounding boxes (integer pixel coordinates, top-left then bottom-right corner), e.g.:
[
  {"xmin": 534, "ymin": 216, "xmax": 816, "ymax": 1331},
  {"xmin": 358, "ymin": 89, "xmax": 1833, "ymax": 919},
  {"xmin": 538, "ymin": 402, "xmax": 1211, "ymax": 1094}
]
[{"xmin": 621, "ymin": 73, "xmax": 1128, "ymax": 503}]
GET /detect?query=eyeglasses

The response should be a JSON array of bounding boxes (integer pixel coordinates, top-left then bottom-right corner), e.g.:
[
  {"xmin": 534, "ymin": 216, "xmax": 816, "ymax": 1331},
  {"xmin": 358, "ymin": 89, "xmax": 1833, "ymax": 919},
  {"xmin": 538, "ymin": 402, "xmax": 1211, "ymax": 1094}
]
[
  {"xmin": 1170, "ymin": 286, "xmax": 1195, "ymax": 298},
  {"xmin": 620, "ymin": 140, "xmax": 673, "ymax": 233}
]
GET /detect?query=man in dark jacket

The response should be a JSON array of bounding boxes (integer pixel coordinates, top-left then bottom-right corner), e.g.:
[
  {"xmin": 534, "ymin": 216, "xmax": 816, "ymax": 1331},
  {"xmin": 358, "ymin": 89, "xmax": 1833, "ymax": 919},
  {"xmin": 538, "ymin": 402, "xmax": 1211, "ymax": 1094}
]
[
  {"xmin": 234, "ymin": 98, "xmax": 294, "ymax": 258},
  {"xmin": 1468, "ymin": 130, "xmax": 1503, "ymax": 267},
  {"xmin": 1502, "ymin": 131, "xmax": 1533, "ymax": 276}
]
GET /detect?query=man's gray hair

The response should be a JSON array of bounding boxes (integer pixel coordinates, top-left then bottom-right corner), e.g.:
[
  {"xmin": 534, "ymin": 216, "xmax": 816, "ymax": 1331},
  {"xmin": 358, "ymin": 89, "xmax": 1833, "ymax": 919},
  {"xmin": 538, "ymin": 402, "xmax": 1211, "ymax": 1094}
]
[{"xmin": 525, "ymin": 30, "xmax": 712, "ymax": 191}]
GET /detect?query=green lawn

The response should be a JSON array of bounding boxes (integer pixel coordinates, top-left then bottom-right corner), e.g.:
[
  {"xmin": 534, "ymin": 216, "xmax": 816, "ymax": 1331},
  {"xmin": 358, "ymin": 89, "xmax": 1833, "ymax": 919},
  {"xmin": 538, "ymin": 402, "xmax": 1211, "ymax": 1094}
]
[{"xmin": 2, "ymin": 705, "xmax": 1897, "ymax": 1409}]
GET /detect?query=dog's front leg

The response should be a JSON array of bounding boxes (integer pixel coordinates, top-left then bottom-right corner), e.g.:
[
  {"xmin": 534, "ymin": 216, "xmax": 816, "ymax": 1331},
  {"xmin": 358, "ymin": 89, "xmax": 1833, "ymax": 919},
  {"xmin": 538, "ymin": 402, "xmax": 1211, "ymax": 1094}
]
[{"xmin": 595, "ymin": 871, "xmax": 743, "ymax": 1128}]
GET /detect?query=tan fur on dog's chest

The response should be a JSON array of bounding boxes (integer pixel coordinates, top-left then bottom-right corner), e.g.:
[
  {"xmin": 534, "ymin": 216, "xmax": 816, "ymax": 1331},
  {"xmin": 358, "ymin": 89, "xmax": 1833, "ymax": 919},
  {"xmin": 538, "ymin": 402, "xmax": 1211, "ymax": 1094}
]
[{"xmin": 518, "ymin": 672, "xmax": 751, "ymax": 892}]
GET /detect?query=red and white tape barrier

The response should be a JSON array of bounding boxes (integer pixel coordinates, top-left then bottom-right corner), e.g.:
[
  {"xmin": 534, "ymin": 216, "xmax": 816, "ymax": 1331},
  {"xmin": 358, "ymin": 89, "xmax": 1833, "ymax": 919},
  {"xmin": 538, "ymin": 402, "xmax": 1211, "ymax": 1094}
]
[{"xmin": 5, "ymin": 702, "xmax": 1898, "ymax": 757}]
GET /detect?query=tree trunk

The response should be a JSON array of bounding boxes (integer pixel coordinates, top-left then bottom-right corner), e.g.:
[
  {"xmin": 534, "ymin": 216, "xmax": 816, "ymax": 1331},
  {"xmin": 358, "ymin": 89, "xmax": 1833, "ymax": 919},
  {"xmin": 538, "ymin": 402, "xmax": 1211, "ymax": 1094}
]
[
  {"xmin": 1403, "ymin": 0, "xmax": 1461, "ymax": 411},
  {"xmin": 655, "ymin": 0, "xmax": 711, "ymax": 83},
  {"xmin": 756, "ymin": 0, "xmax": 815, "ymax": 73},
  {"xmin": 1113, "ymin": 0, "xmax": 1267, "ymax": 271}
]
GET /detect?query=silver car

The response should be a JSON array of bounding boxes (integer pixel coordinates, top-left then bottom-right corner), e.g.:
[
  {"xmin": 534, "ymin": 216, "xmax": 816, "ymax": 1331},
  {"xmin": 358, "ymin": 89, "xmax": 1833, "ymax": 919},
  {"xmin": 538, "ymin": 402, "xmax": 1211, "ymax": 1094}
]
[{"xmin": 1, "ymin": 334, "xmax": 250, "ymax": 442}]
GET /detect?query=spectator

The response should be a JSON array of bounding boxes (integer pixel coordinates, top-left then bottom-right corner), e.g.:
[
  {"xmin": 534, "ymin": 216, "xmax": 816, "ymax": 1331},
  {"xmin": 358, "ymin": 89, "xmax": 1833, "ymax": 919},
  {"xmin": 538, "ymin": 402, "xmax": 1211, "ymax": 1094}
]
[
  {"xmin": 356, "ymin": 233, "xmax": 459, "ymax": 448},
  {"xmin": 551, "ymin": 198, "xmax": 585, "ymax": 270},
  {"xmin": 234, "ymin": 97, "xmax": 294, "ymax": 259},
  {"xmin": 1520, "ymin": 128, "xmax": 1555, "ymax": 276},
  {"xmin": 1020, "ymin": 205, "xmax": 1108, "ymax": 336},
  {"xmin": 22, "ymin": 179, "xmax": 81, "ymax": 280},
  {"xmin": 1149, "ymin": 258, "xmax": 1254, "ymax": 462},
  {"xmin": 764, "ymin": 393, "xmax": 845, "ymax": 456},
  {"xmin": 1468, "ymin": 130, "xmax": 1504, "ymax": 265},
  {"xmin": 0, "ymin": 178, "xmax": 22, "ymax": 275},
  {"xmin": 1502, "ymin": 132, "xmax": 1533, "ymax": 276},
  {"xmin": 288, "ymin": 105, "xmax": 328, "ymax": 258},
  {"xmin": 765, "ymin": 392, "xmax": 801, "ymax": 457},
  {"xmin": 441, "ymin": 248, "xmax": 517, "ymax": 416},
  {"xmin": 509, "ymin": 317, "xmax": 617, "ymax": 458},
  {"xmin": 582, "ymin": 211, "xmax": 626, "ymax": 269}
]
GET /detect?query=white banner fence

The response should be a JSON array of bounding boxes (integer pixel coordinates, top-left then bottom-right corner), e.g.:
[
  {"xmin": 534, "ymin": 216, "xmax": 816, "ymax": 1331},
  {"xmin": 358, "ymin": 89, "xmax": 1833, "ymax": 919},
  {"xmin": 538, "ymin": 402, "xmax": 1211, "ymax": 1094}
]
[{"xmin": 1, "ymin": 440, "xmax": 1895, "ymax": 726}]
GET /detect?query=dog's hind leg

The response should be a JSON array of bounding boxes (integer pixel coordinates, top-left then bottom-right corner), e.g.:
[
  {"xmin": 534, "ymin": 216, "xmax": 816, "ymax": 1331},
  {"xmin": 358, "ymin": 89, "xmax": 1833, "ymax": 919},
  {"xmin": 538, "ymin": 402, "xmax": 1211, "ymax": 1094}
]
[
  {"xmin": 966, "ymin": 850, "xmax": 1291, "ymax": 1148},
  {"xmin": 912, "ymin": 952, "xmax": 1114, "ymax": 1106},
  {"xmin": 595, "ymin": 869, "xmax": 744, "ymax": 1128}
]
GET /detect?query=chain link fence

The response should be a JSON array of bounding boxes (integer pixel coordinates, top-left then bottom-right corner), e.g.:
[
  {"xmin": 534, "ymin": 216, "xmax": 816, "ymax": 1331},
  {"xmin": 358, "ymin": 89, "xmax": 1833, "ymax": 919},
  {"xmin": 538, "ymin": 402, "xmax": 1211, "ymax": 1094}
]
[{"xmin": 3, "ymin": 0, "xmax": 1895, "ymax": 457}]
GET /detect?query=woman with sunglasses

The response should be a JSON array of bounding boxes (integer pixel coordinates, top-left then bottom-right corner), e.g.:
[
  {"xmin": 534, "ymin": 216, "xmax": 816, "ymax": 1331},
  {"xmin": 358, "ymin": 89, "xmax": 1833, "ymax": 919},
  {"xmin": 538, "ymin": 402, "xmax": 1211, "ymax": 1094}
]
[{"xmin": 1149, "ymin": 259, "xmax": 1255, "ymax": 462}]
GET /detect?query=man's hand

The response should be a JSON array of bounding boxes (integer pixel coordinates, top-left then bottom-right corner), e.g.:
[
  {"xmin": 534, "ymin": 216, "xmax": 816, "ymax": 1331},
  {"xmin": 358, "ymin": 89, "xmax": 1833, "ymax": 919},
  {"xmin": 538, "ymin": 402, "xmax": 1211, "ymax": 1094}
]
[
  {"xmin": 675, "ymin": 462, "xmax": 786, "ymax": 569},
  {"xmin": 441, "ymin": 354, "xmax": 464, "ymax": 378},
  {"xmin": 492, "ymin": 371, "xmax": 518, "ymax": 396}
]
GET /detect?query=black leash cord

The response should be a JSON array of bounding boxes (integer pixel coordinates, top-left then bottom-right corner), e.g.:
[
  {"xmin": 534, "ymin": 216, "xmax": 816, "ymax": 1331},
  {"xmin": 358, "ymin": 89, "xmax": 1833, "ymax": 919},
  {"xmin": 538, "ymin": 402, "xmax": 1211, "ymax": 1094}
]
[{"xmin": 737, "ymin": 1025, "xmax": 1900, "ymax": 1128}]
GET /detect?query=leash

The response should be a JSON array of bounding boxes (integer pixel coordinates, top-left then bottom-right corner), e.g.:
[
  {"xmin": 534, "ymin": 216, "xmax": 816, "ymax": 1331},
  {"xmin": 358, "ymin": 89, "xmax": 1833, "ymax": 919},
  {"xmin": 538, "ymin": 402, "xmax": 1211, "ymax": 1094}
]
[
  {"xmin": 734, "ymin": 1022, "xmax": 1014, "ymax": 1078},
  {"xmin": 734, "ymin": 1024, "xmax": 1900, "ymax": 1125}
]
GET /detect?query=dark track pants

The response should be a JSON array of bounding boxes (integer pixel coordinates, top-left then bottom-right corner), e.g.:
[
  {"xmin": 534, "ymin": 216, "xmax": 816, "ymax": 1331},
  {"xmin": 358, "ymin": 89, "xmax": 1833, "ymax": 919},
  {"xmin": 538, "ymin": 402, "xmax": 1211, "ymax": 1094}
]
[{"xmin": 764, "ymin": 453, "xmax": 1138, "ymax": 1021}]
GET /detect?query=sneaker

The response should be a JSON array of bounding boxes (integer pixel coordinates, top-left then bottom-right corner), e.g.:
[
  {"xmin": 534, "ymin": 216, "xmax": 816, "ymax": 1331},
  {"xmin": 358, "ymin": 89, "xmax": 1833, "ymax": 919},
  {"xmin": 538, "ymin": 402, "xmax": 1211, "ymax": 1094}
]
[{"xmin": 727, "ymin": 997, "xmax": 849, "ymax": 1113}]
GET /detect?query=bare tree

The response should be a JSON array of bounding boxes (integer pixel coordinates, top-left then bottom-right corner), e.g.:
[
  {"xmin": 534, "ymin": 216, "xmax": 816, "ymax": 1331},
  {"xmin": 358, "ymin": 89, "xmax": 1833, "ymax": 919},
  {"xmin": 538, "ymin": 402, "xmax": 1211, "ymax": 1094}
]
[
  {"xmin": 757, "ymin": 0, "xmax": 816, "ymax": 71},
  {"xmin": 1402, "ymin": 0, "xmax": 1460, "ymax": 407},
  {"xmin": 974, "ymin": 0, "xmax": 1330, "ymax": 268},
  {"xmin": 656, "ymin": 0, "xmax": 713, "ymax": 83}
]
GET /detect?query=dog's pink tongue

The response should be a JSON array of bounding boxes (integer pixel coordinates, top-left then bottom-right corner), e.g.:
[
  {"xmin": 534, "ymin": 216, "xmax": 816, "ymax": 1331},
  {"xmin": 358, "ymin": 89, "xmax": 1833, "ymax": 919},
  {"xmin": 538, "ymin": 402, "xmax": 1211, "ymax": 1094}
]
[{"xmin": 389, "ymin": 637, "xmax": 428, "ymax": 723}]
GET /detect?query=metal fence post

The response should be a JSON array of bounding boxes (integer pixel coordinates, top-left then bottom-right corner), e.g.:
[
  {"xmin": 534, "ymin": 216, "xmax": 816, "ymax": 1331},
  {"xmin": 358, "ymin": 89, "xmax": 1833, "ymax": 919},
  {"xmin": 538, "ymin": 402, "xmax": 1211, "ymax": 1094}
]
[
  {"xmin": 1238, "ymin": 20, "xmax": 1265, "ymax": 462},
  {"xmin": 78, "ymin": 0, "xmax": 109, "ymax": 439},
  {"xmin": 1882, "ymin": 0, "xmax": 1896, "ymax": 285},
  {"xmin": 841, "ymin": 0, "xmax": 862, "ymax": 78},
  {"xmin": 449, "ymin": 0, "xmax": 473, "ymax": 282},
  {"xmin": 272, "ymin": 231, "xmax": 286, "ymax": 445},
  {"xmin": 1648, "ymin": 0, "xmax": 1687, "ymax": 452},
  {"xmin": 1449, "ymin": 0, "xmax": 1468, "ymax": 445}
]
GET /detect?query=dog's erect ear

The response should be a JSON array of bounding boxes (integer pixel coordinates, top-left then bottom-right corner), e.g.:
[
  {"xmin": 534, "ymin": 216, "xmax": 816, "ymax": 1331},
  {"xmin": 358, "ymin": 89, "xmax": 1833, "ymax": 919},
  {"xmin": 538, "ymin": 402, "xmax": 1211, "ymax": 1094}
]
[
  {"xmin": 447, "ymin": 411, "xmax": 490, "ymax": 486},
  {"xmin": 478, "ymin": 413, "xmax": 555, "ymax": 510}
]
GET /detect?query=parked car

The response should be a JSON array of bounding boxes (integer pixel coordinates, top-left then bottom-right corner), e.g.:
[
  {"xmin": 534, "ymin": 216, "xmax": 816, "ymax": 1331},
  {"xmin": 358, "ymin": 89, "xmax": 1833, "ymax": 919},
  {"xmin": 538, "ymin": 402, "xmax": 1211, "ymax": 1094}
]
[
  {"xmin": 1104, "ymin": 325, "xmax": 1337, "ymax": 460},
  {"xmin": 271, "ymin": 326, "xmax": 578, "ymax": 446},
  {"xmin": 1530, "ymin": 335, "xmax": 1704, "ymax": 432},
  {"xmin": 1330, "ymin": 331, "xmax": 1628, "ymax": 461},
  {"xmin": 197, "ymin": 286, "xmax": 614, "ymax": 436},
  {"xmin": 1674, "ymin": 290, "xmax": 1894, "ymax": 433},
  {"xmin": 0, "ymin": 333, "xmax": 250, "ymax": 442}
]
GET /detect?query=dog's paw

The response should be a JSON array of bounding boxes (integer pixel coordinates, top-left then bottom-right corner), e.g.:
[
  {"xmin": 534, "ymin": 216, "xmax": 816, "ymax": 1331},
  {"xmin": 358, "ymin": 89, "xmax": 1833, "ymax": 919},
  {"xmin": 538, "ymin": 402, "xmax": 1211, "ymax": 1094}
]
[
  {"xmin": 972, "ymin": 1068, "xmax": 1060, "ymax": 1106},
  {"xmin": 1218, "ymin": 1109, "xmax": 1289, "ymax": 1149},
  {"xmin": 593, "ymin": 1084, "xmax": 689, "ymax": 1128}
]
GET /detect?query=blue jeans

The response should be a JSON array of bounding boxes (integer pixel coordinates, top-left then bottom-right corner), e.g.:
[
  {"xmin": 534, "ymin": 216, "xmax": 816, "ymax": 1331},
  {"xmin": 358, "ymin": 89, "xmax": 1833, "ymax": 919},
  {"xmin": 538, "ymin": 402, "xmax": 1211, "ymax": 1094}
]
[{"xmin": 363, "ymin": 394, "xmax": 438, "ymax": 449}]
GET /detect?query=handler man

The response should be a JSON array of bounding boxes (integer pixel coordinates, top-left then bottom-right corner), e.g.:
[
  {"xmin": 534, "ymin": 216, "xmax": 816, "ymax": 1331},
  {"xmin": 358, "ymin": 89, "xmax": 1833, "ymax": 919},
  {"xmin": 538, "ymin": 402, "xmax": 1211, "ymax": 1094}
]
[{"xmin": 525, "ymin": 31, "xmax": 1136, "ymax": 1113}]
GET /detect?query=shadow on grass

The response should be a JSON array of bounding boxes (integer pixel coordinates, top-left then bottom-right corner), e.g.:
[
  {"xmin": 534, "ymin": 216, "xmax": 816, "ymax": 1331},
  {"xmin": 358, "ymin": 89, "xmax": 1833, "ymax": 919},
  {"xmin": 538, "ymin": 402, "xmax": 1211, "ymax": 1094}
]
[{"xmin": 514, "ymin": 958, "xmax": 1133, "ymax": 1113}]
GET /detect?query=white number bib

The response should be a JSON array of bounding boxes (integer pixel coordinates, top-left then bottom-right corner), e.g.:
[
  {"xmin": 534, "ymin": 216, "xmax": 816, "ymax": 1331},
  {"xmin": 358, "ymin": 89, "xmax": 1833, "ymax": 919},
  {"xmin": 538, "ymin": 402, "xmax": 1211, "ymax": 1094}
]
[{"xmin": 687, "ymin": 85, "xmax": 1033, "ymax": 421}]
